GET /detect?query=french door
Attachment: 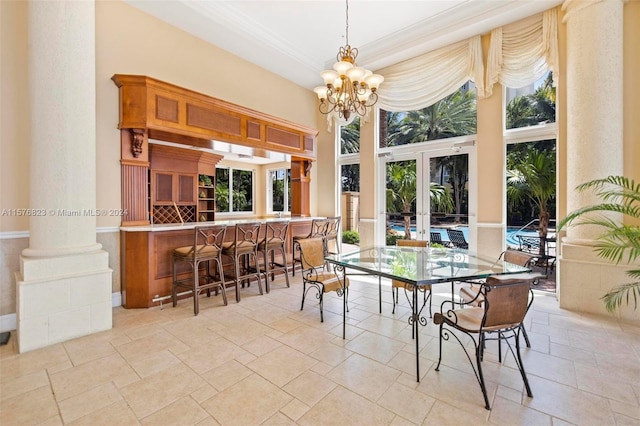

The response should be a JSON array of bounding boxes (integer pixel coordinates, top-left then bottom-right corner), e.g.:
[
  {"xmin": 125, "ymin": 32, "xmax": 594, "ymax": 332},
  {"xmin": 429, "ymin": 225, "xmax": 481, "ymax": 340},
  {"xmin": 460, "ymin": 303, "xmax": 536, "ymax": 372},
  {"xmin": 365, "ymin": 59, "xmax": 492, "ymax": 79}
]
[{"xmin": 378, "ymin": 144, "xmax": 476, "ymax": 248}]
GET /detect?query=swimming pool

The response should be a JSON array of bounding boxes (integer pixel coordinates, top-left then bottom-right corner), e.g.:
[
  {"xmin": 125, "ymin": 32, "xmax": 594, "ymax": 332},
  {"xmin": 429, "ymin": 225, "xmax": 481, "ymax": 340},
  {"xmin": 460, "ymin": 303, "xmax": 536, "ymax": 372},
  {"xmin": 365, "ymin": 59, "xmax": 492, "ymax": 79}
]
[{"xmin": 390, "ymin": 225, "xmax": 539, "ymax": 247}]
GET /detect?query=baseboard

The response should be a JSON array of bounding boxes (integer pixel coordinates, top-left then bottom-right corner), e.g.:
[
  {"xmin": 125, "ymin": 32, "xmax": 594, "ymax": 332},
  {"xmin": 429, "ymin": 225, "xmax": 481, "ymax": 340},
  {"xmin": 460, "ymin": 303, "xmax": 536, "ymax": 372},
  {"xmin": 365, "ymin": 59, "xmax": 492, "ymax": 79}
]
[
  {"xmin": 1, "ymin": 292, "xmax": 122, "ymax": 332},
  {"xmin": 0, "ymin": 313, "xmax": 16, "ymax": 333},
  {"xmin": 112, "ymin": 291, "xmax": 122, "ymax": 307}
]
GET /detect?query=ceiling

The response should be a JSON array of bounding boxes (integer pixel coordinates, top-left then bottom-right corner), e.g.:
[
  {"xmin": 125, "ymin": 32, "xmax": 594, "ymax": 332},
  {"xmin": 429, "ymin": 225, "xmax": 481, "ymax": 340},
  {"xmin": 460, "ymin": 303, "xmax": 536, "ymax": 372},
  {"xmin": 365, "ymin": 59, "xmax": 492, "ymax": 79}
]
[
  {"xmin": 128, "ymin": 0, "xmax": 562, "ymax": 164},
  {"xmin": 125, "ymin": 0, "xmax": 562, "ymax": 91}
]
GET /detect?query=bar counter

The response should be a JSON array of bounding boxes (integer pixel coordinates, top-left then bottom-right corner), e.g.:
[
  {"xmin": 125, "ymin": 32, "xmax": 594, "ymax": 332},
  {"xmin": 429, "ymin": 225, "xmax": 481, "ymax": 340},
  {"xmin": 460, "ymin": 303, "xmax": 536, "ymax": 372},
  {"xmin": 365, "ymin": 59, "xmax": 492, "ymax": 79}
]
[{"xmin": 120, "ymin": 217, "xmax": 323, "ymax": 308}]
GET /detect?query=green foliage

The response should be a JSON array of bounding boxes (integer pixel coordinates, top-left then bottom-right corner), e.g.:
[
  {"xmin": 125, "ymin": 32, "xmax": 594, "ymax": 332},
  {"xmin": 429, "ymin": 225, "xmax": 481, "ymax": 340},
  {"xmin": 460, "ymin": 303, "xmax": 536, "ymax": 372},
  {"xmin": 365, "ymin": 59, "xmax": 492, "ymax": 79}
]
[
  {"xmin": 342, "ymin": 230, "xmax": 360, "ymax": 244},
  {"xmin": 198, "ymin": 174, "xmax": 212, "ymax": 186},
  {"xmin": 386, "ymin": 234, "xmax": 402, "ymax": 246},
  {"xmin": 557, "ymin": 176, "xmax": 640, "ymax": 313},
  {"xmin": 430, "ymin": 242, "xmax": 445, "ymax": 248},
  {"xmin": 506, "ymin": 72, "xmax": 556, "ymax": 129}
]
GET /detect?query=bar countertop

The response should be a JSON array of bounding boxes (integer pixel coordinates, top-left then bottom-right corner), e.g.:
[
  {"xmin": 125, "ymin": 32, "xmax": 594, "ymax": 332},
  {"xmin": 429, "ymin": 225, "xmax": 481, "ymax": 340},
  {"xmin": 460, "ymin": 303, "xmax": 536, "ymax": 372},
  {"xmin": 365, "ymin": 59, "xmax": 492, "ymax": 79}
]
[{"xmin": 120, "ymin": 216, "xmax": 326, "ymax": 232}]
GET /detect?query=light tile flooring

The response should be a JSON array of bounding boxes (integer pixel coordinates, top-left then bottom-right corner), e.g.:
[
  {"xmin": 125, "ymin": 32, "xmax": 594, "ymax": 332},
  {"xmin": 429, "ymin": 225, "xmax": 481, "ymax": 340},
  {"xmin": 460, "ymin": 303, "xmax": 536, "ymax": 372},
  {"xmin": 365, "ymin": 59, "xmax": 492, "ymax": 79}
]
[{"xmin": 1, "ymin": 274, "xmax": 639, "ymax": 425}]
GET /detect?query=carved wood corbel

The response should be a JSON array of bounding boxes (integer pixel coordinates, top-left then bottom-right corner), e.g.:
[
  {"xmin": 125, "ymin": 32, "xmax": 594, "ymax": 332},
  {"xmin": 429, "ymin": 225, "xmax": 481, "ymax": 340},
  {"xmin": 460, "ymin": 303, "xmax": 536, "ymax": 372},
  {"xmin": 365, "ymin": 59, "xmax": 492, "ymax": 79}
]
[{"xmin": 130, "ymin": 129, "xmax": 146, "ymax": 158}]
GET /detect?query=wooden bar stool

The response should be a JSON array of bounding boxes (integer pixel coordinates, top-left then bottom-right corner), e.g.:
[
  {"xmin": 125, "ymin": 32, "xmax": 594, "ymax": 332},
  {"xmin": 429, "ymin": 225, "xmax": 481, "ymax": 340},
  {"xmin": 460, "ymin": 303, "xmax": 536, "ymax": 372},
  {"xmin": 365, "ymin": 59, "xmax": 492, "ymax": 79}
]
[
  {"xmin": 172, "ymin": 225, "xmax": 227, "ymax": 315},
  {"xmin": 257, "ymin": 221, "xmax": 290, "ymax": 292},
  {"xmin": 222, "ymin": 222, "xmax": 263, "ymax": 302}
]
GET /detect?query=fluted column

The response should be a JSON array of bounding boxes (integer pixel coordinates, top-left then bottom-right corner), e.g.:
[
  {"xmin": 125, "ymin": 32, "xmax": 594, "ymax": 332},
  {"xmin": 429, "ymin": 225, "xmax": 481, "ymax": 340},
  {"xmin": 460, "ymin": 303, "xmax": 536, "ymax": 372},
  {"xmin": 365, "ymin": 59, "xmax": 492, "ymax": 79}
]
[
  {"xmin": 16, "ymin": 0, "xmax": 112, "ymax": 352},
  {"xmin": 563, "ymin": 0, "xmax": 624, "ymax": 242}
]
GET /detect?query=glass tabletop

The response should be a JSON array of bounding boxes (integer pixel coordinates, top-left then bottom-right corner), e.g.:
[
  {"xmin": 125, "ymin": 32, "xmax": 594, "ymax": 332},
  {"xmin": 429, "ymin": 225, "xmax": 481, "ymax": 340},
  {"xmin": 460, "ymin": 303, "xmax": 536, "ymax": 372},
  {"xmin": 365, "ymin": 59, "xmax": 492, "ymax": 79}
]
[{"xmin": 326, "ymin": 246, "xmax": 531, "ymax": 286}]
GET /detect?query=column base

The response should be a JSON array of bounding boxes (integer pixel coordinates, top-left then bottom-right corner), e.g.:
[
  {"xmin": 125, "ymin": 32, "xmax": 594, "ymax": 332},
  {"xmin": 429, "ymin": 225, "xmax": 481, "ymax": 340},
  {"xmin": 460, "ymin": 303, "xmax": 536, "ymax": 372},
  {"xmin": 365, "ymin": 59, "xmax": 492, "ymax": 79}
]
[
  {"xmin": 16, "ymin": 250, "xmax": 112, "ymax": 353},
  {"xmin": 559, "ymin": 242, "xmax": 640, "ymax": 323}
]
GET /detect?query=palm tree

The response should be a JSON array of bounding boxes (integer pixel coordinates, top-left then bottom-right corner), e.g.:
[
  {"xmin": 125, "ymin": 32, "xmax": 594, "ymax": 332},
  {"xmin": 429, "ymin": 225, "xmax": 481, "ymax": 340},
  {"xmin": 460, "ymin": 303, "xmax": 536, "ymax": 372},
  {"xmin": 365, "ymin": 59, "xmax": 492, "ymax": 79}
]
[
  {"xmin": 387, "ymin": 162, "xmax": 417, "ymax": 239},
  {"xmin": 507, "ymin": 148, "xmax": 556, "ymax": 257},
  {"xmin": 557, "ymin": 176, "xmax": 640, "ymax": 313},
  {"xmin": 340, "ymin": 117, "xmax": 360, "ymax": 154}
]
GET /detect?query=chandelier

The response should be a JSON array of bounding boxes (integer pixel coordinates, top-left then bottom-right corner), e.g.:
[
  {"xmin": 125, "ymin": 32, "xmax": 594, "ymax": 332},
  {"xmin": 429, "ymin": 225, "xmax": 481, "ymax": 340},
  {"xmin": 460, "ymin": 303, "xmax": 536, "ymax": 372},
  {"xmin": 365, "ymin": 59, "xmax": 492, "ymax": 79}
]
[{"xmin": 314, "ymin": 0, "xmax": 384, "ymax": 121}]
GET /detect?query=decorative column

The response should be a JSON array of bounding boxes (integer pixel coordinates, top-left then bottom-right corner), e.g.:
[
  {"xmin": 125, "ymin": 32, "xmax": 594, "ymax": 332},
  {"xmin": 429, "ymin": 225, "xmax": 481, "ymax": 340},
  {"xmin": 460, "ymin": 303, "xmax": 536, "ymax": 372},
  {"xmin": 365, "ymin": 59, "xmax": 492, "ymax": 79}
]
[
  {"xmin": 16, "ymin": 0, "xmax": 112, "ymax": 352},
  {"xmin": 291, "ymin": 157, "xmax": 312, "ymax": 217},
  {"xmin": 559, "ymin": 0, "xmax": 625, "ymax": 315}
]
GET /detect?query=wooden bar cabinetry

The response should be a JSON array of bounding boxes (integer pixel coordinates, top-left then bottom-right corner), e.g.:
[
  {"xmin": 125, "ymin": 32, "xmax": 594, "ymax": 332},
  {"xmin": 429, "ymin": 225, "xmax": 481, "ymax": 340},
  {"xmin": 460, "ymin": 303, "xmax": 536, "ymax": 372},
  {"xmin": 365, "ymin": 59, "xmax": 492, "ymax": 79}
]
[{"xmin": 120, "ymin": 218, "xmax": 316, "ymax": 308}]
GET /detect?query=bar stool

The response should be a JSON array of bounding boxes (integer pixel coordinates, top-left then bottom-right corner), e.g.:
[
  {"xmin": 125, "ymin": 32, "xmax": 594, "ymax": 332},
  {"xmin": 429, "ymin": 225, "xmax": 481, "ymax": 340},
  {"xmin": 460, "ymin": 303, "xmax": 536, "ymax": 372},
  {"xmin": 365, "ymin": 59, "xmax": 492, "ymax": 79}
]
[
  {"xmin": 292, "ymin": 218, "xmax": 330, "ymax": 276},
  {"xmin": 324, "ymin": 216, "xmax": 342, "ymax": 263},
  {"xmin": 172, "ymin": 225, "xmax": 227, "ymax": 316},
  {"xmin": 222, "ymin": 222, "xmax": 263, "ymax": 302},
  {"xmin": 257, "ymin": 221, "xmax": 290, "ymax": 292}
]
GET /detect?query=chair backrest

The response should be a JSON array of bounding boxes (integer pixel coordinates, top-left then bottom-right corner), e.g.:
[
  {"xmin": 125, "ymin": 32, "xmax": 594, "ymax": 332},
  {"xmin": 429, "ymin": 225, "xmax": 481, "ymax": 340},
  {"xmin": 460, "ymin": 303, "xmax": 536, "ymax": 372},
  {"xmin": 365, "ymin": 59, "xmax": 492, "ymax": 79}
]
[
  {"xmin": 430, "ymin": 232, "xmax": 443, "ymax": 245},
  {"xmin": 309, "ymin": 218, "xmax": 330, "ymax": 238},
  {"xmin": 325, "ymin": 216, "xmax": 341, "ymax": 238},
  {"xmin": 193, "ymin": 225, "xmax": 227, "ymax": 255},
  {"xmin": 446, "ymin": 229, "xmax": 468, "ymax": 249},
  {"xmin": 397, "ymin": 239, "xmax": 428, "ymax": 248},
  {"xmin": 231, "ymin": 222, "xmax": 262, "ymax": 247},
  {"xmin": 262, "ymin": 221, "xmax": 289, "ymax": 245},
  {"xmin": 296, "ymin": 237, "xmax": 326, "ymax": 269},
  {"xmin": 482, "ymin": 276, "xmax": 531, "ymax": 328},
  {"xmin": 503, "ymin": 249, "xmax": 536, "ymax": 268}
]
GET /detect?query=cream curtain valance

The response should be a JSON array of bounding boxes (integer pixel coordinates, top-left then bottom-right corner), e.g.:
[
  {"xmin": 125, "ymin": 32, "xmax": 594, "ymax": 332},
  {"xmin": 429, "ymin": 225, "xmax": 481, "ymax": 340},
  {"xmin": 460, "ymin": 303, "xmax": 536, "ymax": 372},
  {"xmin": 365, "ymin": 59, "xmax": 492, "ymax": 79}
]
[
  {"xmin": 485, "ymin": 8, "xmax": 558, "ymax": 97},
  {"xmin": 376, "ymin": 36, "xmax": 485, "ymax": 112}
]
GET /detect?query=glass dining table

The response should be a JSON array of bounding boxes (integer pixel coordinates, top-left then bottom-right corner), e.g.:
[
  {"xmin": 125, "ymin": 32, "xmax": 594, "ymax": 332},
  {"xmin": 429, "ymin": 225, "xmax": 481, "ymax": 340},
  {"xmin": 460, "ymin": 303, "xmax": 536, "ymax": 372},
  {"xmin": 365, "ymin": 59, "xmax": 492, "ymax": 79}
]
[{"xmin": 325, "ymin": 245, "xmax": 531, "ymax": 382}]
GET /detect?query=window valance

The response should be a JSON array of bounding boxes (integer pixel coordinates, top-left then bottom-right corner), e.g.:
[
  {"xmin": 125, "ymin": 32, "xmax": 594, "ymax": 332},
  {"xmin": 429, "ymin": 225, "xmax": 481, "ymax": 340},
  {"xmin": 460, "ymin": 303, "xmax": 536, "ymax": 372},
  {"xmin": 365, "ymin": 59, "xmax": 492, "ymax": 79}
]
[
  {"xmin": 376, "ymin": 36, "xmax": 485, "ymax": 112},
  {"xmin": 485, "ymin": 8, "xmax": 558, "ymax": 97}
]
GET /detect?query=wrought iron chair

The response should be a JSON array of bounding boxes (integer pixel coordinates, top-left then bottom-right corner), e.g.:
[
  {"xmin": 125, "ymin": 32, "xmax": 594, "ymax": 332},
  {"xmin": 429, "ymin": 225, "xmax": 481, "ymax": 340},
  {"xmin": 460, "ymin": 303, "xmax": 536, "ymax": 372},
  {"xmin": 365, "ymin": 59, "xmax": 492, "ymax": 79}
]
[
  {"xmin": 292, "ymin": 218, "xmax": 330, "ymax": 276},
  {"xmin": 434, "ymin": 275, "xmax": 534, "ymax": 410},
  {"xmin": 459, "ymin": 249, "xmax": 543, "ymax": 348},
  {"xmin": 257, "ymin": 221, "xmax": 290, "ymax": 292},
  {"xmin": 446, "ymin": 228, "xmax": 468, "ymax": 249},
  {"xmin": 391, "ymin": 239, "xmax": 431, "ymax": 317},
  {"xmin": 296, "ymin": 237, "xmax": 349, "ymax": 322},
  {"xmin": 221, "ymin": 222, "xmax": 263, "ymax": 302},
  {"xmin": 324, "ymin": 216, "xmax": 342, "ymax": 256},
  {"xmin": 172, "ymin": 225, "xmax": 228, "ymax": 315}
]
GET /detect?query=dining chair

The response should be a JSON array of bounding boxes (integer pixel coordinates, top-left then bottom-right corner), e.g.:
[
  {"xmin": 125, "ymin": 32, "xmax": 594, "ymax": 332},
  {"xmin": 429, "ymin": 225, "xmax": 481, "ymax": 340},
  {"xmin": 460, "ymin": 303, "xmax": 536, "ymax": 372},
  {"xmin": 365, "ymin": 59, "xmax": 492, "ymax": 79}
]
[
  {"xmin": 257, "ymin": 221, "xmax": 290, "ymax": 292},
  {"xmin": 459, "ymin": 249, "xmax": 543, "ymax": 348},
  {"xmin": 391, "ymin": 239, "xmax": 431, "ymax": 317},
  {"xmin": 296, "ymin": 237, "xmax": 349, "ymax": 322},
  {"xmin": 221, "ymin": 222, "xmax": 264, "ymax": 302},
  {"xmin": 434, "ymin": 275, "xmax": 534, "ymax": 410},
  {"xmin": 292, "ymin": 218, "xmax": 330, "ymax": 276},
  {"xmin": 172, "ymin": 225, "xmax": 227, "ymax": 315}
]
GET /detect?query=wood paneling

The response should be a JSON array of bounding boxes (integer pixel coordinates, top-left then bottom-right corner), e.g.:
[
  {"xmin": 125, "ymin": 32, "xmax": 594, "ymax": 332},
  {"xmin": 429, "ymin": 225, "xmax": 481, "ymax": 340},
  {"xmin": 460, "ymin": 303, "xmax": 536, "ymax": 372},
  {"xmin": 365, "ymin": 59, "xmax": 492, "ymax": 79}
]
[{"xmin": 111, "ymin": 74, "xmax": 317, "ymax": 158}]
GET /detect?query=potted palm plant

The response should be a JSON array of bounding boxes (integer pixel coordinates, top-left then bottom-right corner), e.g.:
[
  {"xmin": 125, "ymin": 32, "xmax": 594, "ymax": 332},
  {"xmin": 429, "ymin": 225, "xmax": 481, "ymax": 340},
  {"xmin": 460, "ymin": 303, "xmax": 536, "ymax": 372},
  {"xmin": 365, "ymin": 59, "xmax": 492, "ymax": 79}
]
[{"xmin": 557, "ymin": 176, "xmax": 640, "ymax": 313}]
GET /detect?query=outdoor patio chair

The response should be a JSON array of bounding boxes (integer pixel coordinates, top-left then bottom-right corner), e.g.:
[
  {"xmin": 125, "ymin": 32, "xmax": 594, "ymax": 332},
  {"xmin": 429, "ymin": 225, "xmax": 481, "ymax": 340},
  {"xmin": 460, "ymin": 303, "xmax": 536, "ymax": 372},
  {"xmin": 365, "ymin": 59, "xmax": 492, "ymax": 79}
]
[
  {"xmin": 446, "ymin": 228, "xmax": 468, "ymax": 249},
  {"xmin": 434, "ymin": 275, "xmax": 534, "ymax": 410},
  {"xmin": 517, "ymin": 234, "xmax": 556, "ymax": 275},
  {"xmin": 430, "ymin": 232, "xmax": 443, "ymax": 245}
]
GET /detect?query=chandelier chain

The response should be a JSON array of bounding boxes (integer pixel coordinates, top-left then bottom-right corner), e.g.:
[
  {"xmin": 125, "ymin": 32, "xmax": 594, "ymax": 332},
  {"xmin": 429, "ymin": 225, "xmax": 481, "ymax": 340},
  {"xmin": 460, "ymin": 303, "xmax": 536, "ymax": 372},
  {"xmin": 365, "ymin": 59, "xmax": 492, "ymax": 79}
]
[{"xmin": 345, "ymin": 0, "xmax": 349, "ymax": 46}]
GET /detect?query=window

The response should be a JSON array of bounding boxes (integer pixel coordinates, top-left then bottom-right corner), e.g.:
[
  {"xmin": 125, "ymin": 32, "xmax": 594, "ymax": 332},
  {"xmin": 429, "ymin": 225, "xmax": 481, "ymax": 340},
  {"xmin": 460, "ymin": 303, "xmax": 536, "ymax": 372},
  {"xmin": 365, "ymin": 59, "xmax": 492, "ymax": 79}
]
[
  {"xmin": 268, "ymin": 168, "xmax": 290, "ymax": 213},
  {"xmin": 380, "ymin": 82, "xmax": 477, "ymax": 148},
  {"xmin": 505, "ymin": 71, "xmax": 555, "ymax": 130},
  {"xmin": 340, "ymin": 116, "xmax": 361, "ymax": 155},
  {"xmin": 215, "ymin": 167, "xmax": 254, "ymax": 213}
]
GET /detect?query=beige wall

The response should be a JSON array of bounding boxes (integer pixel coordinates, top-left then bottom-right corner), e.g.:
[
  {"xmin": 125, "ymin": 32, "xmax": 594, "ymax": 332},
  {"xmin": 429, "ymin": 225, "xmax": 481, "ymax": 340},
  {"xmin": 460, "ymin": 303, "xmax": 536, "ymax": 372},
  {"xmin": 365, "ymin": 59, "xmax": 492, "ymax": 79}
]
[{"xmin": 0, "ymin": 0, "xmax": 318, "ymax": 321}]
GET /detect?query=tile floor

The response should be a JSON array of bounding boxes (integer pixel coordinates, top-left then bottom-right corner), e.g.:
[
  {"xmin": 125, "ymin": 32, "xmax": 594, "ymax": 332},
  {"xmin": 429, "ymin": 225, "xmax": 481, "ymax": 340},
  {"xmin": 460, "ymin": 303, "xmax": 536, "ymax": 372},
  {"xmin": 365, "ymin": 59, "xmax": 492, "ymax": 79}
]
[{"xmin": 1, "ymin": 273, "xmax": 639, "ymax": 425}]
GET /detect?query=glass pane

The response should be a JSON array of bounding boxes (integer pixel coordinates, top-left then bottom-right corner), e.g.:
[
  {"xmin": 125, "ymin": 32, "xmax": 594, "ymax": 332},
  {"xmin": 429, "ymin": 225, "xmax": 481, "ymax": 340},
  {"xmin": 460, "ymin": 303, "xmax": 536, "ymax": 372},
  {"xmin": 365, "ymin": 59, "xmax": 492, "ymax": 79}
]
[
  {"xmin": 428, "ymin": 153, "xmax": 468, "ymax": 248},
  {"xmin": 233, "ymin": 169, "xmax": 253, "ymax": 212},
  {"xmin": 385, "ymin": 160, "xmax": 417, "ymax": 240},
  {"xmin": 215, "ymin": 168, "xmax": 229, "ymax": 212},
  {"xmin": 340, "ymin": 117, "xmax": 360, "ymax": 155},
  {"xmin": 271, "ymin": 169, "xmax": 285, "ymax": 212},
  {"xmin": 380, "ymin": 82, "xmax": 477, "ymax": 148},
  {"xmin": 341, "ymin": 164, "xmax": 360, "ymax": 192},
  {"xmin": 506, "ymin": 71, "xmax": 556, "ymax": 129}
]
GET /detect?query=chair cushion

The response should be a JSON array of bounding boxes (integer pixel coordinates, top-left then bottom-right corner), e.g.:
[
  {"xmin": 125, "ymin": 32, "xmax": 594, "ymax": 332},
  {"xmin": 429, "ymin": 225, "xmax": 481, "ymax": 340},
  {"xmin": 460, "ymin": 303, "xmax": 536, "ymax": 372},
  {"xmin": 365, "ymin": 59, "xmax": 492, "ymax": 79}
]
[
  {"xmin": 222, "ymin": 241, "xmax": 256, "ymax": 255},
  {"xmin": 319, "ymin": 275, "xmax": 349, "ymax": 293},
  {"xmin": 174, "ymin": 244, "xmax": 220, "ymax": 257},
  {"xmin": 391, "ymin": 279, "xmax": 430, "ymax": 291}
]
